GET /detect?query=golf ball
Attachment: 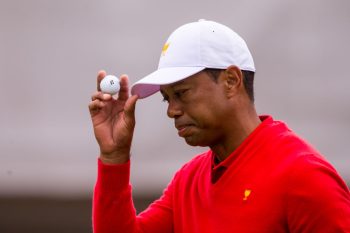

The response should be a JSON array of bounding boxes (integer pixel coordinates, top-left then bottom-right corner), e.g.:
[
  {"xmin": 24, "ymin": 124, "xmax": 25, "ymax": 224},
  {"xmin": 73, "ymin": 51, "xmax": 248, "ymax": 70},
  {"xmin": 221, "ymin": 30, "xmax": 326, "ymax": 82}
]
[{"xmin": 100, "ymin": 75, "xmax": 120, "ymax": 95}]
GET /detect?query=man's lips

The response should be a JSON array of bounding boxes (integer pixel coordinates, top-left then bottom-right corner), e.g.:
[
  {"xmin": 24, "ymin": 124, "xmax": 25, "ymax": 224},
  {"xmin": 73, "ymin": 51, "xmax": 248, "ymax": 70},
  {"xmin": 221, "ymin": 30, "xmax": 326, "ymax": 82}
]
[{"xmin": 175, "ymin": 123, "xmax": 196, "ymax": 137}]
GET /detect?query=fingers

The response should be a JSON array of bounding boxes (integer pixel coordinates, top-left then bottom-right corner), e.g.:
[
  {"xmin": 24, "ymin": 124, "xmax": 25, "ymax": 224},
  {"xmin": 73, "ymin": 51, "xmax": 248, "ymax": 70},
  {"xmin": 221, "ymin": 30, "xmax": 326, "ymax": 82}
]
[
  {"xmin": 88, "ymin": 99, "xmax": 105, "ymax": 115},
  {"xmin": 97, "ymin": 70, "xmax": 107, "ymax": 91},
  {"xmin": 124, "ymin": 95, "xmax": 139, "ymax": 120},
  {"xmin": 117, "ymin": 74, "xmax": 130, "ymax": 101},
  {"xmin": 91, "ymin": 91, "xmax": 112, "ymax": 101},
  {"xmin": 89, "ymin": 91, "xmax": 112, "ymax": 116}
]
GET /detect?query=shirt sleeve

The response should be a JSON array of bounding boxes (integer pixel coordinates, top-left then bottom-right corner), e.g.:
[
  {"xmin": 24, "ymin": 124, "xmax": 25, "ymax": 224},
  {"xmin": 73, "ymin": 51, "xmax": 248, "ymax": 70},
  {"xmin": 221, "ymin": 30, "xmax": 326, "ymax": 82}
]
[
  {"xmin": 92, "ymin": 159, "xmax": 174, "ymax": 233},
  {"xmin": 286, "ymin": 154, "xmax": 350, "ymax": 232}
]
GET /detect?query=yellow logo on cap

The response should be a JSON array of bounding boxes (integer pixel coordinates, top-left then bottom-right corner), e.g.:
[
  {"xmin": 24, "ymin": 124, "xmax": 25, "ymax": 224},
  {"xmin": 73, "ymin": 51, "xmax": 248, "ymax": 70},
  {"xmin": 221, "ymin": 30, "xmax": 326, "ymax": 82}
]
[
  {"xmin": 243, "ymin": 189, "xmax": 251, "ymax": 201},
  {"xmin": 161, "ymin": 43, "xmax": 170, "ymax": 56}
]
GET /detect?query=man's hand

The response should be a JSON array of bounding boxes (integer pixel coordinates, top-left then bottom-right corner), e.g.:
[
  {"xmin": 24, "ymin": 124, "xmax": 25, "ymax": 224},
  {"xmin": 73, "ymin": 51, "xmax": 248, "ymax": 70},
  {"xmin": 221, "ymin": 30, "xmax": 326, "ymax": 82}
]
[{"xmin": 88, "ymin": 70, "xmax": 138, "ymax": 164}]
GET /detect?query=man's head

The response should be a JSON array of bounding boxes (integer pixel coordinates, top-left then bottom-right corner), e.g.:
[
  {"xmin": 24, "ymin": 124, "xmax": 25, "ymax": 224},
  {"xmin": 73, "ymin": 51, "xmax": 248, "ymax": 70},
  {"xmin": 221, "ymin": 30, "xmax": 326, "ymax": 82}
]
[
  {"xmin": 131, "ymin": 20, "xmax": 258, "ymax": 150},
  {"xmin": 159, "ymin": 64, "xmax": 253, "ymax": 147},
  {"xmin": 131, "ymin": 19, "xmax": 255, "ymax": 99}
]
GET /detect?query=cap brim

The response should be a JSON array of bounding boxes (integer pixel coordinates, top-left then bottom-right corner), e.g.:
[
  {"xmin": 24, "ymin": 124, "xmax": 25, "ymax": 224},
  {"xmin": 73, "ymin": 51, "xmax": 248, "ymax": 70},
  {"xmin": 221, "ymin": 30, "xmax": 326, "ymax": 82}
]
[{"xmin": 131, "ymin": 66, "xmax": 205, "ymax": 99}]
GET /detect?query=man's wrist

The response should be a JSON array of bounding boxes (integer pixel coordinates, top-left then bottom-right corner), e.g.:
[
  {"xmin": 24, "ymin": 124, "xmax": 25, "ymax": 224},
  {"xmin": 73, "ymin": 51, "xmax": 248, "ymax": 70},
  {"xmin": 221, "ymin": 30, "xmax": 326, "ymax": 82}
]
[{"xmin": 99, "ymin": 153, "xmax": 130, "ymax": 164}]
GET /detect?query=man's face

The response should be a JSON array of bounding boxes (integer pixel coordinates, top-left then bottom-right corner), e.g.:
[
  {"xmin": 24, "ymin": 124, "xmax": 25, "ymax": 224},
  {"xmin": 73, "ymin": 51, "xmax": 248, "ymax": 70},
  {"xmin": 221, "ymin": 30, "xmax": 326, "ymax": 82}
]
[{"xmin": 160, "ymin": 71, "xmax": 231, "ymax": 147}]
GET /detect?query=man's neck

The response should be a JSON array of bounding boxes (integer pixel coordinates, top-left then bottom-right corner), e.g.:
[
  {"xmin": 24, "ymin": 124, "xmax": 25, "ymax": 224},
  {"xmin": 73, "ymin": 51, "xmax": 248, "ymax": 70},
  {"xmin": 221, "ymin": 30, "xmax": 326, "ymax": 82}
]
[{"xmin": 211, "ymin": 111, "xmax": 261, "ymax": 162}]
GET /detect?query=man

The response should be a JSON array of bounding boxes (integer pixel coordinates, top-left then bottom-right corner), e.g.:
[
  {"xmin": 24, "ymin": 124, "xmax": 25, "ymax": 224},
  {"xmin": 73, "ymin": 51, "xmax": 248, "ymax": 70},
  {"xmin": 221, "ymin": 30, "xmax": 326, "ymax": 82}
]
[{"xmin": 89, "ymin": 20, "xmax": 350, "ymax": 233}]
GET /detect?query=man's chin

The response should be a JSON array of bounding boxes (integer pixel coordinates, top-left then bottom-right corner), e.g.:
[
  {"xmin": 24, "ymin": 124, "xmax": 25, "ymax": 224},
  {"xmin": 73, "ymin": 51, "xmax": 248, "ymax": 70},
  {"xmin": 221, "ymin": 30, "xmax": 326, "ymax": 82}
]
[{"xmin": 184, "ymin": 136, "xmax": 207, "ymax": 147}]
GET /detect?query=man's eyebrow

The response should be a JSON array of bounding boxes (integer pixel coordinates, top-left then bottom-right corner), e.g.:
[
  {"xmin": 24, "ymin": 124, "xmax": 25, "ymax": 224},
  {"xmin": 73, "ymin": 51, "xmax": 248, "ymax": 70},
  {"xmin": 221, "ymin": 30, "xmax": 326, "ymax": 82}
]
[
  {"xmin": 160, "ymin": 79, "xmax": 190, "ymax": 94},
  {"xmin": 160, "ymin": 81, "xmax": 183, "ymax": 92},
  {"xmin": 169, "ymin": 80, "xmax": 188, "ymax": 88}
]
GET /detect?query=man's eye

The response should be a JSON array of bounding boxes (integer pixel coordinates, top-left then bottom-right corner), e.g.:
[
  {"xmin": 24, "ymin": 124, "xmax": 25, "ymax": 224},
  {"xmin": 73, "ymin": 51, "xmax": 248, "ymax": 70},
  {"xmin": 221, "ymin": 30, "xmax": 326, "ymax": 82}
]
[{"xmin": 174, "ymin": 89, "xmax": 188, "ymax": 98}]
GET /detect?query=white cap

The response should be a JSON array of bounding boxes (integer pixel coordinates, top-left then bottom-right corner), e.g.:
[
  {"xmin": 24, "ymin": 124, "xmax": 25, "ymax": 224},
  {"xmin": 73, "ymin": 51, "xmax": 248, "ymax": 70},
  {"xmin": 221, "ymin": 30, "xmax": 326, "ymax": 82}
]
[{"xmin": 131, "ymin": 19, "xmax": 255, "ymax": 99}]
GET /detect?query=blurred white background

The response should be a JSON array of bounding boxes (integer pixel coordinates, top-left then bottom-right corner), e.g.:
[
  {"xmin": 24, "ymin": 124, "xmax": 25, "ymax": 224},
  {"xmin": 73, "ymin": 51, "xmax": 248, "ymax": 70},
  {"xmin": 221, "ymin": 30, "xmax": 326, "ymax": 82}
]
[{"xmin": 1, "ymin": 0, "xmax": 349, "ymax": 198}]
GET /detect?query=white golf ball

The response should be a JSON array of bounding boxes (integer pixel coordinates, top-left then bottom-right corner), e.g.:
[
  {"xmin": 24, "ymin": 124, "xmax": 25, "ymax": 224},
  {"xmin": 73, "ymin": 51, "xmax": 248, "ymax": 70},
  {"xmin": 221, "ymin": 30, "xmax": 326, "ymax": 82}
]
[{"xmin": 100, "ymin": 75, "xmax": 120, "ymax": 95}]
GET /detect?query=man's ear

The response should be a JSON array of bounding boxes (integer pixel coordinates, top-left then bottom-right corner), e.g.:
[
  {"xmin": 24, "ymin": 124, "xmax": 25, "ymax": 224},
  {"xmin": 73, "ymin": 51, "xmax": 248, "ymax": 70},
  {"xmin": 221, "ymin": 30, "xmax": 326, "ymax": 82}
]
[{"xmin": 223, "ymin": 65, "xmax": 243, "ymax": 96}]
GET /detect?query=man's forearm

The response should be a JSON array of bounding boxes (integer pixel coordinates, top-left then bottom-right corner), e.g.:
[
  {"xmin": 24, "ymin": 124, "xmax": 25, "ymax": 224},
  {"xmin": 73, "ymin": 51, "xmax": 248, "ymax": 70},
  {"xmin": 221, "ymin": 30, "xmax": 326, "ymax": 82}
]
[{"xmin": 93, "ymin": 159, "xmax": 137, "ymax": 233}]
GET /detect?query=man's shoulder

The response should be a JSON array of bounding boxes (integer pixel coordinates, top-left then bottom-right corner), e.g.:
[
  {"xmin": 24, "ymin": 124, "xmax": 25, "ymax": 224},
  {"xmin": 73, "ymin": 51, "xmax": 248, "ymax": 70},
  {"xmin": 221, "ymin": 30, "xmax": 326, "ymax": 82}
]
[{"xmin": 265, "ymin": 118, "xmax": 321, "ymax": 159}]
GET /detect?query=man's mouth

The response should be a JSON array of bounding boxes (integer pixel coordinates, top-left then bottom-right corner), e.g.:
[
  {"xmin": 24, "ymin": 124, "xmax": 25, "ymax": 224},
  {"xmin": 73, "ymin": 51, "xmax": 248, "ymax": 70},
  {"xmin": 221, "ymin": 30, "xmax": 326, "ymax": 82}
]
[{"xmin": 176, "ymin": 124, "xmax": 195, "ymax": 137}]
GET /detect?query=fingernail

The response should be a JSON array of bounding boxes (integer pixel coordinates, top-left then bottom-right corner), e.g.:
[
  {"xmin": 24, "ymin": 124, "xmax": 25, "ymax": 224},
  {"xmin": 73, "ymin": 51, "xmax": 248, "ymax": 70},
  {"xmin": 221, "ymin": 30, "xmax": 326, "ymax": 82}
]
[{"xmin": 103, "ymin": 94, "xmax": 111, "ymax": 99}]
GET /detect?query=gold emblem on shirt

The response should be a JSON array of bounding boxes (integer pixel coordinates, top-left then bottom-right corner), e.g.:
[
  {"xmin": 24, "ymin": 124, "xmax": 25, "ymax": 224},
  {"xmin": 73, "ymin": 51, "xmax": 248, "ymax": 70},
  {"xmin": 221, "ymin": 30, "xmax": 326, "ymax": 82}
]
[{"xmin": 243, "ymin": 189, "xmax": 251, "ymax": 201}]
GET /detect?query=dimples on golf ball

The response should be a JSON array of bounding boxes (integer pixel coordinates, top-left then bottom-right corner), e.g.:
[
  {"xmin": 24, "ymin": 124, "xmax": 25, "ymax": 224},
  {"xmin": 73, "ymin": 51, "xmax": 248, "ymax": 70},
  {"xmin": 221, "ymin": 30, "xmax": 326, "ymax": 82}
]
[{"xmin": 100, "ymin": 75, "xmax": 120, "ymax": 95}]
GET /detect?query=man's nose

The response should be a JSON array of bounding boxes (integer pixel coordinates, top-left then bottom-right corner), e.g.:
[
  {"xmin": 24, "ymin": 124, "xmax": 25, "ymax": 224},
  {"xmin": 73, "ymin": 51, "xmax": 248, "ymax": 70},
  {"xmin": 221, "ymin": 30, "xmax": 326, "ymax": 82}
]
[{"xmin": 167, "ymin": 99, "xmax": 183, "ymax": 119}]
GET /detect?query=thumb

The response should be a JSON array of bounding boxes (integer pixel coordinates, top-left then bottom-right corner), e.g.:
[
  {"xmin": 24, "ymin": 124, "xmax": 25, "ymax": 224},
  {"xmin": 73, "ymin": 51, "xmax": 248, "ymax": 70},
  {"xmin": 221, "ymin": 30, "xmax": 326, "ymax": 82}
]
[{"xmin": 124, "ymin": 95, "xmax": 139, "ymax": 122}]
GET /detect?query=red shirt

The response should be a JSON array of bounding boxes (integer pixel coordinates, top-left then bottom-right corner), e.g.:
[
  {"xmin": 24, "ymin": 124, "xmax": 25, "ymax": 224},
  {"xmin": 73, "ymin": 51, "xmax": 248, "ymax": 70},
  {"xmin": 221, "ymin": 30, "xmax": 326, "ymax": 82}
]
[{"xmin": 93, "ymin": 116, "xmax": 350, "ymax": 233}]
